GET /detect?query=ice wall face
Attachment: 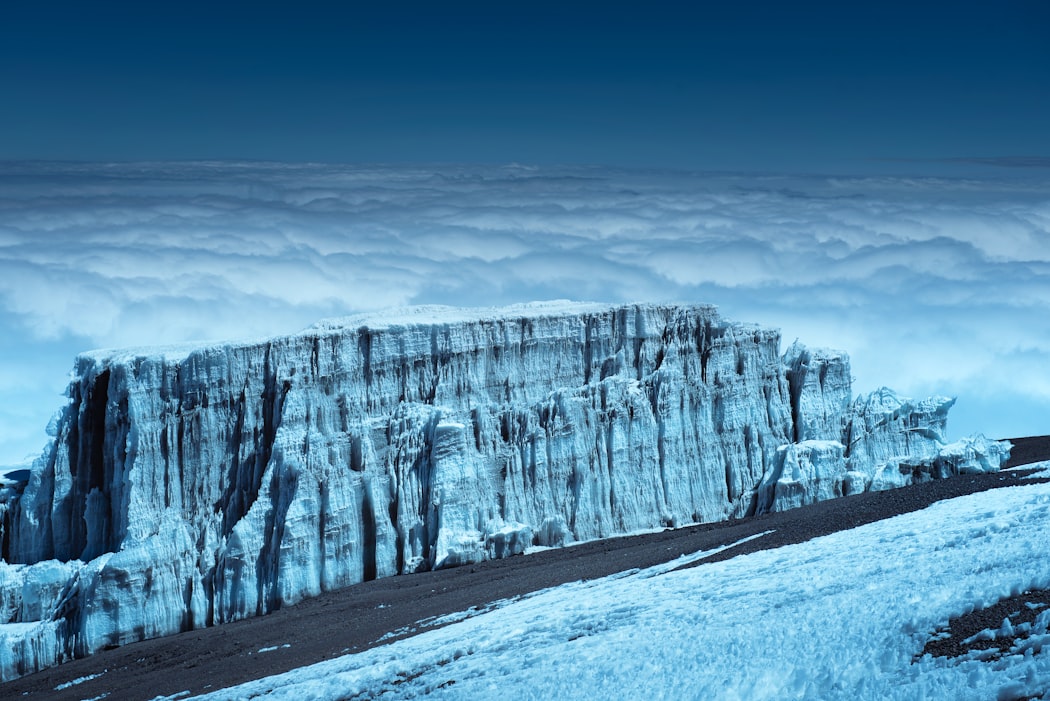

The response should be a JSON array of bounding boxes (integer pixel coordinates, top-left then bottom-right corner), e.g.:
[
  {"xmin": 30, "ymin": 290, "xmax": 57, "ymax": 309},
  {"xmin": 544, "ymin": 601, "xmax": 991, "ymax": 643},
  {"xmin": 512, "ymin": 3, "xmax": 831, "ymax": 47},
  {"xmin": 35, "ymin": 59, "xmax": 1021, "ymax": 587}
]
[
  {"xmin": 755, "ymin": 380, "xmax": 1006, "ymax": 513},
  {"xmin": 0, "ymin": 302, "xmax": 1008, "ymax": 680},
  {"xmin": 782, "ymin": 342, "xmax": 852, "ymax": 443}
]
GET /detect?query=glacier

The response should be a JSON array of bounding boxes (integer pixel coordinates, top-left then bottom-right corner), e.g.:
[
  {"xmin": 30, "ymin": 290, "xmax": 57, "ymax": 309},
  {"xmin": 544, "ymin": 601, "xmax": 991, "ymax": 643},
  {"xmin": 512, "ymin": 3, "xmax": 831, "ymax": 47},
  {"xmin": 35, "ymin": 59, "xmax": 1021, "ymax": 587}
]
[{"xmin": 0, "ymin": 301, "xmax": 1009, "ymax": 681}]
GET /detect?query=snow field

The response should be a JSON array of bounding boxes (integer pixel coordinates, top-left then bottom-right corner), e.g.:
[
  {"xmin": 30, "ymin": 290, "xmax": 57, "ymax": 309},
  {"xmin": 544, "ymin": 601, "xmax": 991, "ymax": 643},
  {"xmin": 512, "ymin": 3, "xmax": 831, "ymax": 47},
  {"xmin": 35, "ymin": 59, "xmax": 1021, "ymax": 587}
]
[{"xmin": 186, "ymin": 468, "xmax": 1050, "ymax": 700}]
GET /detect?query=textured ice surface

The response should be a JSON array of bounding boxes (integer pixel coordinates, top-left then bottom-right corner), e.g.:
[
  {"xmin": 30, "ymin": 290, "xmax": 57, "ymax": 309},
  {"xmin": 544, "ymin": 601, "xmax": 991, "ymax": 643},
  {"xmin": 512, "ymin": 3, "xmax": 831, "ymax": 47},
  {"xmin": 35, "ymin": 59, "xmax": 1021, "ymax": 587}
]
[{"xmin": 0, "ymin": 302, "xmax": 1009, "ymax": 680}]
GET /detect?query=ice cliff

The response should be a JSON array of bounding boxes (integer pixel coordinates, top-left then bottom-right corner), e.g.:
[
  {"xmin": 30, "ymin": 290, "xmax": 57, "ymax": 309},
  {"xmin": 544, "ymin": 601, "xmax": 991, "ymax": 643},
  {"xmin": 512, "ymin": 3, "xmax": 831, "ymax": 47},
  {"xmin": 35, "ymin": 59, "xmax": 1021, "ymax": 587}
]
[{"xmin": 0, "ymin": 302, "xmax": 1009, "ymax": 680}]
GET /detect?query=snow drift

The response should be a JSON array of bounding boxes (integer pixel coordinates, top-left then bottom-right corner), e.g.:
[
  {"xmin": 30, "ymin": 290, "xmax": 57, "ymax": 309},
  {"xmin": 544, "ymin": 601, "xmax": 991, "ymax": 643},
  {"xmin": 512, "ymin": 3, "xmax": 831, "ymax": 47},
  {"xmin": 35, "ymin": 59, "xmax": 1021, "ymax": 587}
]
[{"xmin": 0, "ymin": 302, "xmax": 1009, "ymax": 680}]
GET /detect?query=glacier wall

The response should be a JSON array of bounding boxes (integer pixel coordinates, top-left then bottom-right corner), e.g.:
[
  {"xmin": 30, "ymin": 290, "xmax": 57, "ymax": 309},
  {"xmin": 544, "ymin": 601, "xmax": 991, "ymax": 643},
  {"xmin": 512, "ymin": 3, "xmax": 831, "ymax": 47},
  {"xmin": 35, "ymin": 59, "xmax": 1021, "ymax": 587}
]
[{"xmin": 0, "ymin": 302, "xmax": 1009, "ymax": 680}]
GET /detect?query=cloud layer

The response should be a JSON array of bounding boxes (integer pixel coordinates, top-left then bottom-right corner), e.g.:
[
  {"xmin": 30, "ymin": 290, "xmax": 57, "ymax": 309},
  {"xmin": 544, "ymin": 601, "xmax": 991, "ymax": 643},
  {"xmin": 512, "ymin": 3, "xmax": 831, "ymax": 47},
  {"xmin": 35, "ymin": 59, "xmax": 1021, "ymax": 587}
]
[{"xmin": 1, "ymin": 162, "xmax": 1048, "ymax": 463}]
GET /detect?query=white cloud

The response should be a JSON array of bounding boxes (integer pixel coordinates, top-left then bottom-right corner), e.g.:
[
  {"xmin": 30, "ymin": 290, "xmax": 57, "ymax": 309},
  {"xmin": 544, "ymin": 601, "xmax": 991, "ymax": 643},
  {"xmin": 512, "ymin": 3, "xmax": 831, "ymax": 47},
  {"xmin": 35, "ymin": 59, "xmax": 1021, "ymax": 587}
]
[{"xmin": 0, "ymin": 162, "xmax": 1048, "ymax": 463}]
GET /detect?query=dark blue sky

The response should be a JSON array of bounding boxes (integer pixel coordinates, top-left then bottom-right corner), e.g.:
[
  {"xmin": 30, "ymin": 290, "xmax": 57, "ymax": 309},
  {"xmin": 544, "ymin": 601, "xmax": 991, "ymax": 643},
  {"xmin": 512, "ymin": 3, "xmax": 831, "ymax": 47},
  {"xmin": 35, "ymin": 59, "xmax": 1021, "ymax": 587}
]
[{"xmin": 2, "ymin": 1, "xmax": 1048, "ymax": 171}]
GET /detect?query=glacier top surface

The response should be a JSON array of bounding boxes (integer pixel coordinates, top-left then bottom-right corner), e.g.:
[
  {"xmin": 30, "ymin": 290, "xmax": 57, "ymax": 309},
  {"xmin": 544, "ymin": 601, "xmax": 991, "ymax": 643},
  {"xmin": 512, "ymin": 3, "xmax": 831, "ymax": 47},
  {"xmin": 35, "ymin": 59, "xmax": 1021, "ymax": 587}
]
[
  {"xmin": 311, "ymin": 300, "xmax": 624, "ymax": 331},
  {"xmin": 77, "ymin": 300, "xmax": 721, "ymax": 366}
]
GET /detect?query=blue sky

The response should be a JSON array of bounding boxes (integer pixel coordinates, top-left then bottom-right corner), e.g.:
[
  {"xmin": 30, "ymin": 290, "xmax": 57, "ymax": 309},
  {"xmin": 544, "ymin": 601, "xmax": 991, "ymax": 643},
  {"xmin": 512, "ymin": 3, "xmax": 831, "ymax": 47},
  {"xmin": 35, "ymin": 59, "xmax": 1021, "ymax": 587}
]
[
  {"xmin": 2, "ymin": 1, "xmax": 1047, "ymax": 169},
  {"xmin": 1, "ymin": 2, "xmax": 1049, "ymax": 463}
]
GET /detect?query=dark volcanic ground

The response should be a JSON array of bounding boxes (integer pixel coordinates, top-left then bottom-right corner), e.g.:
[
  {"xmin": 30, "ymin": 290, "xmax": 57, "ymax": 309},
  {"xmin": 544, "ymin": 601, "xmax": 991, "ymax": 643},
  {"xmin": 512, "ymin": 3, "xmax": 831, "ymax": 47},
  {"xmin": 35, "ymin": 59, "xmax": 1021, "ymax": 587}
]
[
  {"xmin": 5, "ymin": 437, "xmax": 1049, "ymax": 700},
  {"xmin": 1002, "ymin": 435, "xmax": 1050, "ymax": 469}
]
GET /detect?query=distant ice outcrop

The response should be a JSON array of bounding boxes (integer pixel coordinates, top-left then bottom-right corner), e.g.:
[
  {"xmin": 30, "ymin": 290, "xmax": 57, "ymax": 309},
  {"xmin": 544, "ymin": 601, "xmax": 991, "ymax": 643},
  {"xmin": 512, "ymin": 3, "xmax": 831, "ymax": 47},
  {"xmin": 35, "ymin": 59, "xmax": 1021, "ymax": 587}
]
[
  {"xmin": 0, "ymin": 302, "xmax": 1009, "ymax": 680},
  {"xmin": 755, "ymin": 384, "xmax": 1006, "ymax": 513}
]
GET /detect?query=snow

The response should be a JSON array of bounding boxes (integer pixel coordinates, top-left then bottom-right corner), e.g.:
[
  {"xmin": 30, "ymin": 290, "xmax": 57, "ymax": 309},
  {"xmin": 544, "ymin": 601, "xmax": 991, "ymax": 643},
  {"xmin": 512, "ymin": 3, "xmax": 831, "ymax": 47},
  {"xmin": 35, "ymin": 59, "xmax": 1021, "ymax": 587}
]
[
  {"xmin": 256, "ymin": 644, "xmax": 291, "ymax": 654},
  {"xmin": 311, "ymin": 300, "xmax": 620, "ymax": 334},
  {"xmin": 54, "ymin": 670, "xmax": 105, "ymax": 690},
  {"xmin": 1016, "ymin": 461, "xmax": 1050, "ymax": 480},
  {"xmin": 190, "ymin": 478, "xmax": 1050, "ymax": 701}
]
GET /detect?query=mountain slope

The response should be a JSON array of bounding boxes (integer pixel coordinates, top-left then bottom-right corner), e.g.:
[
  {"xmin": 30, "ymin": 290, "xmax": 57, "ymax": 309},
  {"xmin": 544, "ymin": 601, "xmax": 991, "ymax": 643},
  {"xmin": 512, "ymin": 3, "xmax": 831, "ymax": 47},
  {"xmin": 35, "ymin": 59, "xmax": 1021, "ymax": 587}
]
[{"xmin": 4, "ymin": 460, "xmax": 1046, "ymax": 701}]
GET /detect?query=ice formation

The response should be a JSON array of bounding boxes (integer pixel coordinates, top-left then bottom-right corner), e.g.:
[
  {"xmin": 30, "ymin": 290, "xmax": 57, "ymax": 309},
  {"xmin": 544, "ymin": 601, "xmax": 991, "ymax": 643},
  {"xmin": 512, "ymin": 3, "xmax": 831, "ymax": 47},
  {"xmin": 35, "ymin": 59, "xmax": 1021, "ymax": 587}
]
[{"xmin": 0, "ymin": 302, "xmax": 1009, "ymax": 680}]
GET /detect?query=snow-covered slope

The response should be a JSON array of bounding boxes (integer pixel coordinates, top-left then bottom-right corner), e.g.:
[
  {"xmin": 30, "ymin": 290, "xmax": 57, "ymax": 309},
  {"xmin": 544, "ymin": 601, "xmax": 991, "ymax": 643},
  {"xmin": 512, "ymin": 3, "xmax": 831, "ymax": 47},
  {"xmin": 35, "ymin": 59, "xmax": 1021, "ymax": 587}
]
[{"xmin": 0, "ymin": 302, "xmax": 1008, "ymax": 680}]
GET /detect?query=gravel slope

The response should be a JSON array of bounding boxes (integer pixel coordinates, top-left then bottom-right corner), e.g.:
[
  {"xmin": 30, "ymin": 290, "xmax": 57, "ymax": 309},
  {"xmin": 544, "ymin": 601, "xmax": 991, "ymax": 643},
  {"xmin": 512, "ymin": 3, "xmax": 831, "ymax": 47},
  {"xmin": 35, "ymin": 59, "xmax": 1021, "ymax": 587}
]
[
  {"xmin": 4, "ymin": 437, "xmax": 1048, "ymax": 701},
  {"xmin": 1002, "ymin": 435, "xmax": 1050, "ymax": 469}
]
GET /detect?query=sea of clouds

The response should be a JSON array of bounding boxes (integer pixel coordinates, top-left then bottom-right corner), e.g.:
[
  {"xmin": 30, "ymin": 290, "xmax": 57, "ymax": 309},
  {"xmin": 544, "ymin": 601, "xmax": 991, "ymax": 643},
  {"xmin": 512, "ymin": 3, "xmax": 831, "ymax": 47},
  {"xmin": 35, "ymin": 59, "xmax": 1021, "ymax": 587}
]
[{"xmin": 0, "ymin": 161, "xmax": 1047, "ymax": 464}]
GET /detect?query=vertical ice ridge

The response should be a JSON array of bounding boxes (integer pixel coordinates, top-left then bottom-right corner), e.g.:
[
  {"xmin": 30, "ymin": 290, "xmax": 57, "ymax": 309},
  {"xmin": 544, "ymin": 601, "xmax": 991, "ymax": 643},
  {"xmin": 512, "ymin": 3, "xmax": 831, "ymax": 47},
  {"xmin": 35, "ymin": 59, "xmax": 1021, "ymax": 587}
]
[{"xmin": 0, "ymin": 302, "xmax": 1008, "ymax": 681}]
